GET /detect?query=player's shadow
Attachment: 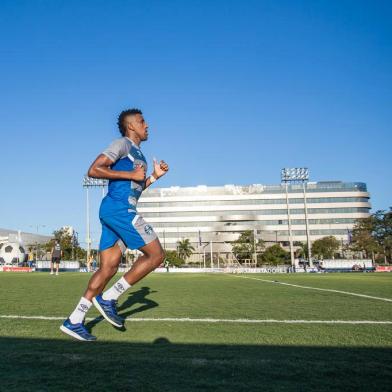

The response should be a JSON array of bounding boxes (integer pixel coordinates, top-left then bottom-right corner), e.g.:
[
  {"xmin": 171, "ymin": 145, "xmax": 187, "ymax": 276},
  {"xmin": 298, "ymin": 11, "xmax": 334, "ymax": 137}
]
[
  {"xmin": 118, "ymin": 286, "xmax": 159, "ymax": 319},
  {"xmin": 85, "ymin": 286, "xmax": 158, "ymax": 331}
]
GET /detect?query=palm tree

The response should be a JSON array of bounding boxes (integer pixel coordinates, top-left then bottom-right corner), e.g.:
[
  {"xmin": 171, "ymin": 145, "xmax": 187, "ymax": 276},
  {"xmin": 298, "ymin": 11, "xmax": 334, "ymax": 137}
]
[
  {"xmin": 177, "ymin": 239, "xmax": 195, "ymax": 260},
  {"xmin": 296, "ymin": 242, "xmax": 308, "ymax": 259}
]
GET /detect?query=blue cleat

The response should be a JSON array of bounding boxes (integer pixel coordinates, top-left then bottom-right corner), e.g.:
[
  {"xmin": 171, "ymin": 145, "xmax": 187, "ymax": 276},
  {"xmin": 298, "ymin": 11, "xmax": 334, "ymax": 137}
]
[
  {"xmin": 92, "ymin": 294, "xmax": 124, "ymax": 328},
  {"xmin": 60, "ymin": 319, "xmax": 97, "ymax": 341}
]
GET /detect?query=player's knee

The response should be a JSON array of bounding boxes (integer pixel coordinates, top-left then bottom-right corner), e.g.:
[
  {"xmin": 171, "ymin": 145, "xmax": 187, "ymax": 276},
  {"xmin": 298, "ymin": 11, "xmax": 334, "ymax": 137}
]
[
  {"xmin": 100, "ymin": 264, "xmax": 118, "ymax": 278},
  {"xmin": 151, "ymin": 249, "xmax": 165, "ymax": 268}
]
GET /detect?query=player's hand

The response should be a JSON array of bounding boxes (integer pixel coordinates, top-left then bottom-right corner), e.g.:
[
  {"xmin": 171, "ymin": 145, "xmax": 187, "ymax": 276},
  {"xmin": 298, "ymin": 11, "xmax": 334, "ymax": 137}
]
[
  {"xmin": 131, "ymin": 164, "xmax": 146, "ymax": 181},
  {"xmin": 153, "ymin": 158, "xmax": 169, "ymax": 178}
]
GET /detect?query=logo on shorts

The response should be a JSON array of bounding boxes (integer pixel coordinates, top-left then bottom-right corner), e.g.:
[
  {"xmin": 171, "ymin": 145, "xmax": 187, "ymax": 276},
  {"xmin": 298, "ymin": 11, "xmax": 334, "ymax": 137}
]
[{"xmin": 144, "ymin": 225, "xmax": 153, "ymax": 235}]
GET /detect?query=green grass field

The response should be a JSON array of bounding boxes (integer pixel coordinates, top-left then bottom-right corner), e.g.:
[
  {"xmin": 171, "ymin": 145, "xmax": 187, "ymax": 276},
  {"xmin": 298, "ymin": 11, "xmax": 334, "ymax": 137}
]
[{"xmin": 0, "ymin": 272, "xmax": 391, "ymax": 391}]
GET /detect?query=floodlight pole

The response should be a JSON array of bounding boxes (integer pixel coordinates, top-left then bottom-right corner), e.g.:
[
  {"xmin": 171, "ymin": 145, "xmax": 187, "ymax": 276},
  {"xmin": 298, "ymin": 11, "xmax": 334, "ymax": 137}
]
[
  {"xmin": 253, "ymin": 228, "xmax": 257, "ymax": 266},
  {"xmin": 302, "ymin": 182, "xmax": 312, "ymax": 266},
  {"xmin": 83, "ymin": 176, "xmax": 108, "ymax": 262},
  {"xmin": 210, "ymin": 241, "xmax": 213, "ymax": 268},
  {"xmin": 281, "ymin": 168, "xmax": 311, "ymax": 270},
  {"xmin": 284, "ymin": 182, "xmax": 295, "ymax": 268},
  {"xmin": 201, "ymin": 242, "xmax": 209, "ymax": 269},
  {"xmin": 86, "ymin": 187, "xmax": 91, "ymax": 261}
]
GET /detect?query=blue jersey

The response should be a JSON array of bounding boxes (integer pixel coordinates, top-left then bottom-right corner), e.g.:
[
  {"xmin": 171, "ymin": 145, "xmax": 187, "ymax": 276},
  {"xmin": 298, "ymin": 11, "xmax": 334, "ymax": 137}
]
[{"xmin": 99, "ymin": 137, "xmax": 147, "ymax": 217}]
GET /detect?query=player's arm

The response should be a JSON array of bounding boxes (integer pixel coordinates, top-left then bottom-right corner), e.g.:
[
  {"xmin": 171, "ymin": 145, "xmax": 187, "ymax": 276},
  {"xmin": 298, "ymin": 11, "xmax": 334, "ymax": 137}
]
[
  {"xmin": 88, "ymin": 154, "xmax": 145, "ymax": 182},
  {"xmin": 144, "ymin": 158, "xmax": 169, "ymax": 189}
]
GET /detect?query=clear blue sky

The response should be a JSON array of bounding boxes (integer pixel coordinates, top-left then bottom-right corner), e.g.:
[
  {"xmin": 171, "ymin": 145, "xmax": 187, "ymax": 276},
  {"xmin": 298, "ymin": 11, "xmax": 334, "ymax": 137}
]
[{"xmin": 0, "ymin": 0, "xmax": 391, "ymax": 247}]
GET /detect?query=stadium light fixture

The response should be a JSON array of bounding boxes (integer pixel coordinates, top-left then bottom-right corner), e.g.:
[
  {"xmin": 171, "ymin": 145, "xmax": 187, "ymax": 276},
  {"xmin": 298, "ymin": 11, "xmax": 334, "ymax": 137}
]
[
  {"xmin": 82, "ymin": 176, "xmax": 109, "ymax": 188},
  {"xmin": 281, "ymin": 168, "xmax": 312, "ymax": 268},
  {"xmin": 281, "ymin": 168, "xmax": 309, "ymax": 183}
]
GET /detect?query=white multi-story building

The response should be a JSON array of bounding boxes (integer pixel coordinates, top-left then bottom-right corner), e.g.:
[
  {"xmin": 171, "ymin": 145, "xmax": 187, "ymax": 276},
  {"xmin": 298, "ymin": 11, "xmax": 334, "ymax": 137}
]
[{"xmin": 138, "ymin": 181, "xmax": 370, "ymax": 253}]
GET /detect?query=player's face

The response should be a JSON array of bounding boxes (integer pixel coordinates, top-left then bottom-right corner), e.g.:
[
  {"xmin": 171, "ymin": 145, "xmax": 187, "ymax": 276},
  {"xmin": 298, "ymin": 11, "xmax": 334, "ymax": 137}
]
[{"xmin": 128, "ymin": 114, "xmax": 149, "ymax": 141}]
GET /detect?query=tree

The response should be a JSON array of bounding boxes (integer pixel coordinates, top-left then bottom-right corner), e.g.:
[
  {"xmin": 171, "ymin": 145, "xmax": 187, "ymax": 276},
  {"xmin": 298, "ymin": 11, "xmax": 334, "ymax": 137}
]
[
  {"xmin": 373, "ymin": 209, "xmax": 392, "ymax": 262},
  {"xmin": 296, "ymin": 242, "xmax": 309, "ymax": 259},
  {"xmin": 350, "ymin": 216, "xmax": 380, "ymax": 260},
  {"xmin": 232, "ymin": 230, "xmax": 265, "ymax": 263},
  {"xmin": 384, "ymin": 209, "xmax": 392, "ymax": 261},
  {"xmin": 177, "ymin": 238, "xmax": 195, "ymax": 260},
  {"xmin": 311, "ymin": 236, "xmax": 340, "ymax": 259},
  {"xmin": 260, "ymin": 244, "xmax": 290, "ymax": 265},
  {"xmin": 165, "ymin": 250, "xmax": 185, "ymax": 267},
  {"xmin": 351, "ymin": 209, "xmax": 392, "ymax": 263}
]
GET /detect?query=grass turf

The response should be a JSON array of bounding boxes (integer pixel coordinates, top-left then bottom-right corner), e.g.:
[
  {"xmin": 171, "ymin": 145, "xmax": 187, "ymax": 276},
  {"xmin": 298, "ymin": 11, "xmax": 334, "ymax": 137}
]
[{"xmin": 0, "ymin": 272, "xmax": 391, "ymax": 391}]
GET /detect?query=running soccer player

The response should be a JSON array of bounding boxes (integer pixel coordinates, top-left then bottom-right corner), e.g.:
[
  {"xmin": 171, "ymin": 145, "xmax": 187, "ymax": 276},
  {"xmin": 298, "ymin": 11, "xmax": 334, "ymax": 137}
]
[
  {"xmin": 50, "ymin": 240, "xmax": 62, "ymax": 276},
  {"xmin": 60, "ymin": 108, "xmax": 169, "ymax": 341}
]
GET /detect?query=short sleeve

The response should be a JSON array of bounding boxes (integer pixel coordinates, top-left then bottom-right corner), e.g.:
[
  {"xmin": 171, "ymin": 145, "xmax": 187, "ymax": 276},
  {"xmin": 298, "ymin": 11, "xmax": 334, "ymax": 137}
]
[{"xmin": 102, "ymin": 138, "xmax": 129, "ymax": 162}]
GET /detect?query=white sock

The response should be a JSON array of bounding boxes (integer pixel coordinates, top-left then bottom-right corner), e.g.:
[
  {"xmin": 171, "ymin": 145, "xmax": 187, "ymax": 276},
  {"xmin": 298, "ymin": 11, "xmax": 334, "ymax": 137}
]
[
  {"xmin": 102, "ymin": 277, "xmax": 131, "ymax": 301},
  {"xmin": 69, "ymin": 297, "xmax": 92, "ymax": 324}
]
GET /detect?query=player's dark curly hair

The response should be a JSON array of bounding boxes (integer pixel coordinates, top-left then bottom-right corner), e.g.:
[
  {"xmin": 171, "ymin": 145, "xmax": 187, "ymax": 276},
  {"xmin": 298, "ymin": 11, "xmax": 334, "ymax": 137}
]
[{"xmin": 117, "ymin": 108, "xmax": 143, "ymax": 136}]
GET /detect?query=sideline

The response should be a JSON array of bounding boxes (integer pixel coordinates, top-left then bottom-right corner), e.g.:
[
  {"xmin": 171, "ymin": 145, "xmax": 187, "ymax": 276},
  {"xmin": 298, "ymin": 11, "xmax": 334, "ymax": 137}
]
[
  {"xmin": 231, "ymin": 275, "xmax": 392, "ymax": 303},
  {"xmin": 0, "ymin": 315, "xmax": 391, "ymax": 324}
]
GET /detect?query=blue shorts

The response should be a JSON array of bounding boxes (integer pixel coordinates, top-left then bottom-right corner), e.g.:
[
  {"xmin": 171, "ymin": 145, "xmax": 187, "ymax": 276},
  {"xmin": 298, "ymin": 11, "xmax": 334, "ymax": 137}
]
[{"xmin": 99, "ymin": 211, "xmax": 157, "ymax": 253}]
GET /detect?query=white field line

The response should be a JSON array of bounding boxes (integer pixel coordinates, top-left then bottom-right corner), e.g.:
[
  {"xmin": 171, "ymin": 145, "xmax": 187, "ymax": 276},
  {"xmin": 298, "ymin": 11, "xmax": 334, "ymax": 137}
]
[
  {"xmin": 231, "ymin": 275, "xmax": 392, "ymax": 303},
  {"xmin": 0, "ymin": 315, "xmax": 391, "ymax": 324}
]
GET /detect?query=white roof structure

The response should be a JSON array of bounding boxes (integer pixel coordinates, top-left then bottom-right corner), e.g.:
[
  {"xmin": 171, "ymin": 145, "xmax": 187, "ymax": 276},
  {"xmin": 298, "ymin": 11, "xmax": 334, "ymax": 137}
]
[{"xmin": 0, "ymin": 228, "xmax": 52, "ymax": 246}]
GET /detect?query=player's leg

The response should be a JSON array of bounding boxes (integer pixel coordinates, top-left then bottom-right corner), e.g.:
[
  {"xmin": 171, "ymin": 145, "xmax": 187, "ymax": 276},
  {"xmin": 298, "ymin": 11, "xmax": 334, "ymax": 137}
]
[
  {"xmin": 83, "ymin": 244, "xmax": 122, "ymax": 300},
  {"xmin": 55, "ymin": 260, "xmax": 60, "ymax": 275},
  {"xmin": 94, "ymin": 239, "xmax": 164, "ymax": 327},
  {"xmin": 93, "ymin": 214, "xmax": 163, "ymax": 326},
  {"xmin": 87, "ymin": 220, "xmax": 126, "ymax": 328},
  {"xmin": 60, "ymin": 223, "xmax": 121, "ymax": 340},
  {"xmin": 89, "ymin": 243, "xmax": 126, "ymax": 327},
  {"xmin": 102, "ymin": 213, "xmax": 164, "ymax": 299},
  {"xmin": 50, "ymin": 259, "xmax": 54, "ymax": 274},
  {"xmin": 100, "ymin": 238, "xmax": 164, "ymax": 301},
  {"xmin": 66, "ymin": 233, "xmax": 122, "ymax": 322},
  {"xmin": 123, "ymin": 239, "xmax": 164, "ymax": 284}
]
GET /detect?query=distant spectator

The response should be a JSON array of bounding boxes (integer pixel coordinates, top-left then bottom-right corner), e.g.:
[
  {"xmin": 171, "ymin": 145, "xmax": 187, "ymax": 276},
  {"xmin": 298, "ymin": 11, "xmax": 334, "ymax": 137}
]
[
  {"xmin": 92, "ymin": 256, "xmax": 97, "ymax": 271},
  {"xmin": 87, "ymin": 255, "xmax": 93, "ymax": 272},
  {"xmin": 50, "ymin": 240, "xmax": 62, "ymax": 276},
  {"xmin": 28, "ymin": 251, "xmax": 34, "ymax": 268}
]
